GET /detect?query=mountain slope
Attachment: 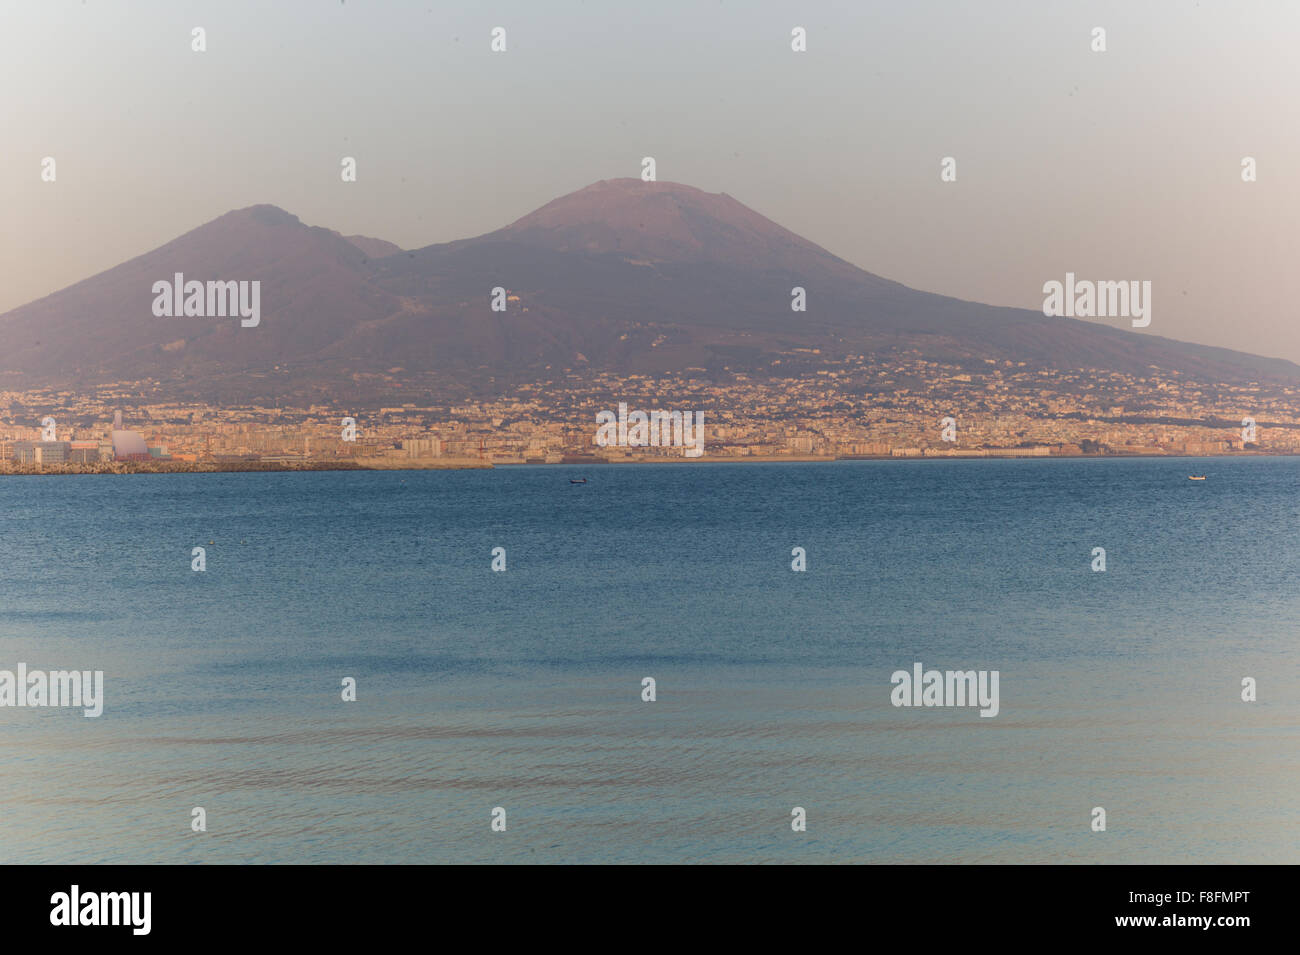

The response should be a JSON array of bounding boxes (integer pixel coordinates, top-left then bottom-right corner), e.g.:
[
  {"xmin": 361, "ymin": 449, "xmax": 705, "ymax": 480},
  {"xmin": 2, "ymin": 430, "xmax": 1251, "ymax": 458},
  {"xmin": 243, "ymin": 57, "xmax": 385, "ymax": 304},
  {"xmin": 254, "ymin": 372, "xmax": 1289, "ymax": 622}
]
[
  {"xmin": 0, "ymin": 206, "xmax": 403, "ymax": 391},
  {"xmin": 1, "ymin": 179, "xmax": 1295, "ymax": 403}
]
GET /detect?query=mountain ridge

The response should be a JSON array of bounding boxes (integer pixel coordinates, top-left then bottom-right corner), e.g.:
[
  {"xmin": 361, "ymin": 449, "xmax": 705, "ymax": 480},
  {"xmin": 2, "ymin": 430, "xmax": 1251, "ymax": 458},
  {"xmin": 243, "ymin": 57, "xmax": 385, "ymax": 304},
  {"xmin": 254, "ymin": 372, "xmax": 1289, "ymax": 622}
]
[{"xmin": 1, "ymin": 180, "xmax": 1295, "ymax": 404}]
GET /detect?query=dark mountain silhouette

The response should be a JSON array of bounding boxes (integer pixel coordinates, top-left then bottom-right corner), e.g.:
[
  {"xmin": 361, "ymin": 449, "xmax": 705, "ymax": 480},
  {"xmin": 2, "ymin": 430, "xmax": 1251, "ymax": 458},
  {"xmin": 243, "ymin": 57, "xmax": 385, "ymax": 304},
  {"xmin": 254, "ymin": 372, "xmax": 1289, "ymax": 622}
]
[
  {"xmin": 339, "ymin": 234, "xmax": 403, "ymax": 259},
  {"xmin": 1, "ymin": 178, "xmax": 1295, "ymax": 404}
]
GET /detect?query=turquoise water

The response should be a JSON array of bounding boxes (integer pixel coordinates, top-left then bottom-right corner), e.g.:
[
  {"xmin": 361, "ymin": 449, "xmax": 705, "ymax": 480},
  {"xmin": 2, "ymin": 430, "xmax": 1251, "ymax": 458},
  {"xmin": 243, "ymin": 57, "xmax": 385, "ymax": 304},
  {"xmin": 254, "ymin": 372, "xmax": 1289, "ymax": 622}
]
[{"xmin": 0, "ymin": 457, "xmax": 1297, "ymax": 863}]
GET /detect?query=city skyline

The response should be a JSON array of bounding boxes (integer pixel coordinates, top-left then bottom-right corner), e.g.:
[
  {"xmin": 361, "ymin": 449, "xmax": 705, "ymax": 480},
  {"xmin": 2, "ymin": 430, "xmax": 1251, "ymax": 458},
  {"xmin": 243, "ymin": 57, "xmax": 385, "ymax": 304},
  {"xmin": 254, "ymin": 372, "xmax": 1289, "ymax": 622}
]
[{"xmin": 5, "ymin": 348, "xmax": 1298, "ymax": 472}]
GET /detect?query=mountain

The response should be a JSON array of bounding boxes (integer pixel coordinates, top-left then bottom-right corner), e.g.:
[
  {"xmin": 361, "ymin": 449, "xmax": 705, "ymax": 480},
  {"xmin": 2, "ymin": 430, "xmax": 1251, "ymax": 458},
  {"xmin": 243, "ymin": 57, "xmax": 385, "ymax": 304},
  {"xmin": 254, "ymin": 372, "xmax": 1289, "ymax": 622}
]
[
  {"xmin": 1, "ymin": 179, "xmax": 1296, "ymax": 404},
  {"xmin": 339, "ymin": 234, "xmax": 403, "ymax": 259},
  {"xmin": 0, "ymin": 205, "xmax": 399, "ymax": 401},
  {"xmin": 498, "ymin": 178, "xmax": 865, "ymax": 275}
]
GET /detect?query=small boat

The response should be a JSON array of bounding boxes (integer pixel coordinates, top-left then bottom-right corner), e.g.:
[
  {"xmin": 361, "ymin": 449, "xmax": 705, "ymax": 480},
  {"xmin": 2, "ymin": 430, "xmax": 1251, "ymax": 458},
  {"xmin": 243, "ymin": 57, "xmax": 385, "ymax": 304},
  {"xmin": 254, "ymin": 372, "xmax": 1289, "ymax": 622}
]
[
  {"xmin": 1188, "ymin": 475, "xmax": 1206, "ymax": 481},
  {"xmin": 569, "ymin": 477, "xmax": 587, "ymax": 484}
]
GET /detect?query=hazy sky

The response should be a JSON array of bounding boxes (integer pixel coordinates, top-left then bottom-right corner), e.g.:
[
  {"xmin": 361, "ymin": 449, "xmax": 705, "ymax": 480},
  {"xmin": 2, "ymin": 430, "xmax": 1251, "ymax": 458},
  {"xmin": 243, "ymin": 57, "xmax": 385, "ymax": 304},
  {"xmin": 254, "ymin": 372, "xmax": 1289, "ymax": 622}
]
[{"xmin": 3, "ymin": 0, "xmax": 1297, "ymax": 361}]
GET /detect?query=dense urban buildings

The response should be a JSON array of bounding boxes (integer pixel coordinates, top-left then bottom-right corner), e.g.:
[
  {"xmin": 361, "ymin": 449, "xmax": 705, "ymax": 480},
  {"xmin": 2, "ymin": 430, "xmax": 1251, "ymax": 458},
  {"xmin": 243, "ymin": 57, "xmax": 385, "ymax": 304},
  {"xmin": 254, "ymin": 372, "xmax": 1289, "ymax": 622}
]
[{"xmin": 3, "ymin": 353, "xmax": 1299, "ymax": 470}]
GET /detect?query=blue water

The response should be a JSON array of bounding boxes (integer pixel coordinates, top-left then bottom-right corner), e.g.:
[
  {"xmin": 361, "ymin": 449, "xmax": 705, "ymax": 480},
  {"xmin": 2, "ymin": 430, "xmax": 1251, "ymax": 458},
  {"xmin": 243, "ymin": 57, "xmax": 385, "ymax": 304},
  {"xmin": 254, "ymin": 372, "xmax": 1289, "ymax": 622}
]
[{"xmin": 0, "ymin": 458, "xmax": 1297, "ymax": 863}]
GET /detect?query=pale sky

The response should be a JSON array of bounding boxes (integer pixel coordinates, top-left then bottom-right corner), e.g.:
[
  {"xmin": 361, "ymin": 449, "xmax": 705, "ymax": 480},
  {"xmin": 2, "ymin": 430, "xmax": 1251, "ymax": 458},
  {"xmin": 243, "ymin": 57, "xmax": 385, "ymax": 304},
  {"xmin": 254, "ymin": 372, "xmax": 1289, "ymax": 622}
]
[{"xmin": 2, "ymin": 0, "xmax": 1297, "ymax": 361}]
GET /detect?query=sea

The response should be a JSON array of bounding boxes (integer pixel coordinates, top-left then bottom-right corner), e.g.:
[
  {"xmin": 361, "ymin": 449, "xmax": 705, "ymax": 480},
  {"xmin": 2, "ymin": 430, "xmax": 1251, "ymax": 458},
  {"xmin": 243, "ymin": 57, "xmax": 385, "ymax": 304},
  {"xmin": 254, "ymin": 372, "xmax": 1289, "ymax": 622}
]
[{"xmin": 1, "ymin": 457, "xmax": 1297, "ymax": 864}]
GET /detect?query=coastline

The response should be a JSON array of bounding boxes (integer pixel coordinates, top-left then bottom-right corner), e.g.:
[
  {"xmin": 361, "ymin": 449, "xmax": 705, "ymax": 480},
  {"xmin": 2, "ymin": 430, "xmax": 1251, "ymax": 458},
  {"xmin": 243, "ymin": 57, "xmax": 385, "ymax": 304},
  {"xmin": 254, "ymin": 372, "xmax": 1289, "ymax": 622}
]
[
  {"xmin": 0, "ymin": 449, "xmax": 1292, "ymax": 476},
  {"xmin": 0, "ymin": 457, "xmax": 492, "ymax": 476}
]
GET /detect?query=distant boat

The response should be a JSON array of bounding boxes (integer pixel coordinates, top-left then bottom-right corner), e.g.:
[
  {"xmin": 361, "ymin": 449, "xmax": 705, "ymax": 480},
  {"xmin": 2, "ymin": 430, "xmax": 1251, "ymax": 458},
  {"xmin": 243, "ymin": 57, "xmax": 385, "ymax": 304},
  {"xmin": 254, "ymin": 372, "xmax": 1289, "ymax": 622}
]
[
  {"xmin": 570, "ymin": 477, "xmax": 587, "ymax": 484},
  {"xmin": 1188, "ymin": 475, "xmax": 1206, "ymax": 481}
]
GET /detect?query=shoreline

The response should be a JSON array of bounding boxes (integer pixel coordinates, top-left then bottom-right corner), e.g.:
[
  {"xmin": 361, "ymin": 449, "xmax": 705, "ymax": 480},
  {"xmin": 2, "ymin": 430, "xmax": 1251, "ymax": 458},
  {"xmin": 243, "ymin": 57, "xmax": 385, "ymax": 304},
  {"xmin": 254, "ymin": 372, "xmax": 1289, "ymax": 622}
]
[
  {"xmin": 0, "ymin": 449, "xmax": 1293, "ymax": 476},
  {"xmin": 0, "ymin": 458, "xmax": 491, "ymax": 477}
]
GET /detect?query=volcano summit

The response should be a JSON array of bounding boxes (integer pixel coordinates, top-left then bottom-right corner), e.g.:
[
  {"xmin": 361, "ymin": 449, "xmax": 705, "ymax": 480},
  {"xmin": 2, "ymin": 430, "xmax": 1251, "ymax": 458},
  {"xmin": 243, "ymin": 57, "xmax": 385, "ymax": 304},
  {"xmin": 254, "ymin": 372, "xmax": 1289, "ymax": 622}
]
[{"xmin": 1, "ymin": 179, "xmax": 1295, "ymax": 404}]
